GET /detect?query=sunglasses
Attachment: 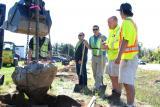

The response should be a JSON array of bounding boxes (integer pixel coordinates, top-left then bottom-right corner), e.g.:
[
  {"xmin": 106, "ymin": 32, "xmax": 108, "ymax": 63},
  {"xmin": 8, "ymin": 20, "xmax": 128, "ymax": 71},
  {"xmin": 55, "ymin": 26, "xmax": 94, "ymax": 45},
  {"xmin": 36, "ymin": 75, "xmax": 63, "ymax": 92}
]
[
  {"xmin": 79, "ymin": 34, "xmax": 84, "ymax": 36},
  {"xmin": 93, "ymin": 29, "xmax": 99, "ymax": 31}
]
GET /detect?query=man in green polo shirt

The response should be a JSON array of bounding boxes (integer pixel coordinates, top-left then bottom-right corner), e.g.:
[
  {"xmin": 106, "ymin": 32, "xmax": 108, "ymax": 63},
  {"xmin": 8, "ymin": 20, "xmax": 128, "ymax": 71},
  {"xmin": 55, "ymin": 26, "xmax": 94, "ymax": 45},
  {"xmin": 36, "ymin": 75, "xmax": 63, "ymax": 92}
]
[{"xmin": 89, "ymin": 25, "xmax": 107, "ymax": 91}]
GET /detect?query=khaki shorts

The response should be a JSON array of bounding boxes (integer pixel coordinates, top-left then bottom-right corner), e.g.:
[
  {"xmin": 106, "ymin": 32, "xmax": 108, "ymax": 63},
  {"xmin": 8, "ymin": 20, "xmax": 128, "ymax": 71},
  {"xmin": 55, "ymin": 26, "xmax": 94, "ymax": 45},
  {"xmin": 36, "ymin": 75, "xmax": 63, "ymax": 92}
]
[
  {"xmin": 106, "ymin": 61, "xmax": 119, "ymax": 77},
  {"xmin": 119, "ymin": 56, "xmax": 138, "ymax": 85}
]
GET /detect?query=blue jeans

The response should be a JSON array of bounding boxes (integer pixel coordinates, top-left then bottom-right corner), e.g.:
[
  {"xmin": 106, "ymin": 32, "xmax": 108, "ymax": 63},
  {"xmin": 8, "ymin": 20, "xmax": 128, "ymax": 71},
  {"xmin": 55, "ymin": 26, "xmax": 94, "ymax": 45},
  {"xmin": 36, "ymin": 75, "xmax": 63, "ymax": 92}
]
[{"xmin": 76, "ymin": 62, "xmax": 87, "ymax": 86}]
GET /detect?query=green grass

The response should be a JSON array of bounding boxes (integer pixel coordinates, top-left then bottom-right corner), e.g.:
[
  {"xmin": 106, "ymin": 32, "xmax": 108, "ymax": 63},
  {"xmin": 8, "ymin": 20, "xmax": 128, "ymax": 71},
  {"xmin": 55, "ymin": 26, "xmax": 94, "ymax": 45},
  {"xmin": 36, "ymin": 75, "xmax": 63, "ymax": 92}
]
[
  {"xmin": 50, "ymin": 76, "xmax": 109, "ymax": 106},
  {"xmin": 0, "ymin": 67, "xmax": 15, "ymax": 93},
  {"xmin": 135, "ymin": 69, "xmax": 160, "ymax": 106},
  {"xmin": 0, "ymin": 62, "xmax": 160, "ymax": 106}
]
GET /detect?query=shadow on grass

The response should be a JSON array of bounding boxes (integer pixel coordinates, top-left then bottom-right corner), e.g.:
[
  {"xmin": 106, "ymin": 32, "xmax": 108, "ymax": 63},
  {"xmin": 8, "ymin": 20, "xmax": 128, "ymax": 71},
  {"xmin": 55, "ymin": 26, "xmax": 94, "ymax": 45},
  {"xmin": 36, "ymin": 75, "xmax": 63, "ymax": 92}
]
[
  {"xmin": 73, "ymin": 84, "xmax": 93, "ymax": 96},
  {"xmin": 107, "ymin": 98, "xmax": 126, "ymax": 106}
]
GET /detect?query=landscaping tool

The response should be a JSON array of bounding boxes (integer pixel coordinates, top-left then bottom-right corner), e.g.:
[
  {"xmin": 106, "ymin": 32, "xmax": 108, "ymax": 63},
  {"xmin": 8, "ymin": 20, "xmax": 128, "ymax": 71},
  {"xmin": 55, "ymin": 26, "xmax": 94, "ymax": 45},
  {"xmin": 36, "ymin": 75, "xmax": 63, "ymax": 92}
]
[
  {"xmin": 0, "ymin": 74, "xmax": 4, "ymax": 85},
  {"xmin": 87, "ymin": 96, "xmax": 96, "ymax": 107},
  {"xmin": 74, "ymin": 42, "xmax": 86, "ymax": 93}
]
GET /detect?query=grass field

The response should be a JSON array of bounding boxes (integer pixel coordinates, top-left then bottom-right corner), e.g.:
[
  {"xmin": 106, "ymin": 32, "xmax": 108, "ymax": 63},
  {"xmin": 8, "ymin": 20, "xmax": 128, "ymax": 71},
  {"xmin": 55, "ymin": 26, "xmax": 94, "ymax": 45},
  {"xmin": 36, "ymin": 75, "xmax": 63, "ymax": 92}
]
[
  {"xmin": 0, "ymin": 67, "xmax": 15, "ymax": 94},
  {"xmin": 0, "ymin": 62, "xmax": 160, "ymax": 106},
  {"xmin": 135, "ymin": 69, "xmax": 160, "ymax": 106}
]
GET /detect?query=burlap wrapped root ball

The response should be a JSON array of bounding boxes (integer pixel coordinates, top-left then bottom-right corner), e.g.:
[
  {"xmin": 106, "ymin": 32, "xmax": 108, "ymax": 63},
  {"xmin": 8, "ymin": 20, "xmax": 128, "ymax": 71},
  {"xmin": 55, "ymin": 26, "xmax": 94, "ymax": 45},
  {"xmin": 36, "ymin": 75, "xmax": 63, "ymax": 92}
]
[{"xmin": 12, "ymin": 63, "xmax": 57, "ymax": 91}]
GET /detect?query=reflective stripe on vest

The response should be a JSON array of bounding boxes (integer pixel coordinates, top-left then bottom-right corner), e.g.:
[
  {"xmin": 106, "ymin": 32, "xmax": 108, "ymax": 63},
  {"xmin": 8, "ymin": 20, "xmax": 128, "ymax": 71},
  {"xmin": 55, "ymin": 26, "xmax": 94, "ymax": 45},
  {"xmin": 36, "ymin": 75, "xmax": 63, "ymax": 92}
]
[
  {"xmin": 119, "ymin": 19, "xmax": 138, "ymax": 53},
  {"xmin": 32, "ymin": 38, "xmax": 49, "ymax": 58}
]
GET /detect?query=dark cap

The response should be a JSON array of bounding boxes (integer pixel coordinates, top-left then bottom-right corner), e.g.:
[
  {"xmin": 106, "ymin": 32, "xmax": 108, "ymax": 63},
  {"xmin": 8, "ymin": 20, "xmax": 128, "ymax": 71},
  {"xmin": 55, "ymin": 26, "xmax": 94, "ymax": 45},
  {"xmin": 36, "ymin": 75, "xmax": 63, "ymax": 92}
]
[
  {"xmin": 78, "ymin": 32, "xmax": 85, "ymax": 36},
  {"xmin": 117, "ymin": 3, "xmax": 133, "ymax": 16}
]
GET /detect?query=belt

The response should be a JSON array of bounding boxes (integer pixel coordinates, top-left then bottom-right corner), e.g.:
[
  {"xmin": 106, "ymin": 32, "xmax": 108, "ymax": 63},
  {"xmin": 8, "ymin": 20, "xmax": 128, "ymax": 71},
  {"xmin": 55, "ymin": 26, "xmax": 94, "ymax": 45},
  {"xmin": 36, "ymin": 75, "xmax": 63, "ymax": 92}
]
[{"xmin": 93, "ymin": 55, "xmax": 101, "ymax": 57}]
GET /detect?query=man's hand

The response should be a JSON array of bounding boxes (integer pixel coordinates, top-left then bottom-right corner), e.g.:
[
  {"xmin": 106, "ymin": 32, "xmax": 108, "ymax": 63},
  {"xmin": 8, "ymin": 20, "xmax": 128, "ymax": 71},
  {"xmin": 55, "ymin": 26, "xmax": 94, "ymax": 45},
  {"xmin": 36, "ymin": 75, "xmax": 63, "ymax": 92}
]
[
  {"xmin": 115, "ymin": 56, "xmax": 121, "ymax": 64},
  {"xmin": 27, "ymin": 49, "xmax": 32, "ymax": 64},
  {"xmin": 115, "ymin": 38, "xmax": 128, "ymax": 64},
  {"xmin": 78, "ymin": 60, "xmax": 82, "ymax": 64},
  {"xmin": 26, "ymin": 58, "xmax": 32, "ymax": 64},
  {"xmin": 83, "ymin": 40, "xmax": 90, "ymax": 49},
  {"xmin": 102, "ymin": 43, "xmax": 109, "ymax": 50}
]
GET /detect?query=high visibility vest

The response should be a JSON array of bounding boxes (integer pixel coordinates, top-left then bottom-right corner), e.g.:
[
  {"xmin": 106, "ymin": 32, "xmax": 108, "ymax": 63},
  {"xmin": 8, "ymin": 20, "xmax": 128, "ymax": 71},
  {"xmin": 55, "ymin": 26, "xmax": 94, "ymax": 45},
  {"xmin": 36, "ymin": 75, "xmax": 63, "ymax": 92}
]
[
  {"xmin": 106, "ymin": 25, "xmax": 120, "ymax": 61},
  {"xmin": 75, "ymin": 40, "xmax": 82, "ymax": 52},
  {"xmin": 90, "ymin": 35, "xmax": 105, "ymax": 56},
  {"xmin": 119, "ymin": 18, "xmax": 138, "ymax": 59},
  {"xmin": 32, "ymin": 37, "xmax": 49, "ymax": 58}
]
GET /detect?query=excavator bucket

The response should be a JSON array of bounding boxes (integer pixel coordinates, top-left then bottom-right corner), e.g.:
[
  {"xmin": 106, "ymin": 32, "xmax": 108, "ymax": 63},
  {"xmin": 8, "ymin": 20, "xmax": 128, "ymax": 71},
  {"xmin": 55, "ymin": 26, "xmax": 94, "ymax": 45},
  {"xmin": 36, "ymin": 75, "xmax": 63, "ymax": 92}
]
[{"xmin": 1, "ymin": 3, "xmax": 52, "ymax": 36}]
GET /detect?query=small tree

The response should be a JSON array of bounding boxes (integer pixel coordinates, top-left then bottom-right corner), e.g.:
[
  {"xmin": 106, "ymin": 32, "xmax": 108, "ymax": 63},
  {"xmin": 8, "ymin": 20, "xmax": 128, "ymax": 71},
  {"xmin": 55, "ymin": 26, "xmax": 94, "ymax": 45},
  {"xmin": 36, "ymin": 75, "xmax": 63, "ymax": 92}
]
[{"xmin": 52, "ymin": 43, "xmax": 75, "ymax": 58}]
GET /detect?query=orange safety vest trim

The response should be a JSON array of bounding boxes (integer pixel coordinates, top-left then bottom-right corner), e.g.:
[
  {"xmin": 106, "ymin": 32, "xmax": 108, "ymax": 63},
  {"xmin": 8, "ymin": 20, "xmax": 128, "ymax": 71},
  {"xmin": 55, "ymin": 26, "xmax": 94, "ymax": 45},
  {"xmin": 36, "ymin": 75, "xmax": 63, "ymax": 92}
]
[{"xmin": 119, "ymin": 19, "xmax": 139, "ymax": 53}]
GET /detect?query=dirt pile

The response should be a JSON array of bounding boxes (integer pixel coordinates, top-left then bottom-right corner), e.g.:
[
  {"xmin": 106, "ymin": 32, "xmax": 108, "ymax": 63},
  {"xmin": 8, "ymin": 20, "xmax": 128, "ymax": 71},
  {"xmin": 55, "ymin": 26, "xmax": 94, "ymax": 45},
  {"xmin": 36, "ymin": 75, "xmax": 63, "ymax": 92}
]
[{"xmin": 0, "ymin": 92, "xmax": 82, "ymax": 107}]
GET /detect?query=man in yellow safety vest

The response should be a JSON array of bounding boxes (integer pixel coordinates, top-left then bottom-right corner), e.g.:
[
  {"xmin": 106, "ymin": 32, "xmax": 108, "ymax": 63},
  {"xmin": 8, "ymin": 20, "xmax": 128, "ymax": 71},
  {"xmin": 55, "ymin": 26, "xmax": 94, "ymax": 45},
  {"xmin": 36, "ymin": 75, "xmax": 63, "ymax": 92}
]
[
  {"xmin": 103, "ymin": 16, "xmax": 121, "ymax": 101},
  {"xmin": 115, "ymin": 3, "xmax": 139, "ymax": 107},
  {"xmin": 28, "ymin": 37, "xmax": 52, "ymax": 62}
]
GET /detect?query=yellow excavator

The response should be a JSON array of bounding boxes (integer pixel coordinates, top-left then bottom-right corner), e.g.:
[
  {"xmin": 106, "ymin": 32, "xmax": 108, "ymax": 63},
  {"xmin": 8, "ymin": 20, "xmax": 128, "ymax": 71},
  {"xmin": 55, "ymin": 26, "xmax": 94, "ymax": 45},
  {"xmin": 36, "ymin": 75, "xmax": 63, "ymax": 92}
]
[{"xmin": 2, "ymin": 42, "xmax": 18, "ymax": 67}]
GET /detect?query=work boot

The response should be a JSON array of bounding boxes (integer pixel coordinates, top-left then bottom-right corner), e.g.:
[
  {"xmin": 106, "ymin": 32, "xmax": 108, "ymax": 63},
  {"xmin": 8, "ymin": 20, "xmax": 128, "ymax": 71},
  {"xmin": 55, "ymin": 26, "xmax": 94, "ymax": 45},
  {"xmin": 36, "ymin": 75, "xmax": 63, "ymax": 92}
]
[
  {"xmin": 106, "ymin": 89, "xmax": 121, "ymax": 100},
  {"xmin": 92, "ymin": 87, "xmax": 100, "ymax": 95},
  {"xmin": 73, "ymin": 84, "xmax": 83, "ymax": 93},
  {"xmin": 105, "ymin": 89, "xmax": 121, "ymax": 105},
  {"xmin": 99, "ymin": 85, "xmax": 107, "ymax": 98},
  {"xmin": 93, "ymin": 85, "xmax": 107, "ymax": 97},
  {"xmin": 82, "ymin": 86, "xmax": 92, "ymax": 95}
]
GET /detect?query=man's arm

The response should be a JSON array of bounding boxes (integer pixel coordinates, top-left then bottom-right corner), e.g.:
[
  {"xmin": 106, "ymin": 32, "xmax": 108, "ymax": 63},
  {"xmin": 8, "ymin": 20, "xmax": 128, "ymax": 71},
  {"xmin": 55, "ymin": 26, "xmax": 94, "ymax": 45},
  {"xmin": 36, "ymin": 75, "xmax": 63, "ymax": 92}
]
[
  {"xmin": 48, "ymin": 40, "xmax": 52, "ymax": 60},
  {"xmin": 27, "ymin": 38, "xmax": 33, "ymax": 63},
  {"xmin": 83, "ymin": 40, "xmax": 91, "ymax": 49},
  {"xmin": 115, "ymin": 38, "xmax": 128, "ymax": 64},
  {"xmin": 28, "ymin": 49, "xmax": 32, "ymax": 63},
  {"xmin": 48, "ymin": 51, "xmax": 52, "ymax": 60}
]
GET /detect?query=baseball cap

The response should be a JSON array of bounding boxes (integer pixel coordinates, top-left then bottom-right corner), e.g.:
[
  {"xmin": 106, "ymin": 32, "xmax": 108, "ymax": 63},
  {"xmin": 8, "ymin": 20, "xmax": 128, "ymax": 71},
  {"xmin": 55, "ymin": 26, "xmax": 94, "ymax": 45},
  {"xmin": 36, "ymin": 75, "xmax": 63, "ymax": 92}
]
[{"xmin": 117, "ymin": 3, "xmax": 133, "ymax": 16}]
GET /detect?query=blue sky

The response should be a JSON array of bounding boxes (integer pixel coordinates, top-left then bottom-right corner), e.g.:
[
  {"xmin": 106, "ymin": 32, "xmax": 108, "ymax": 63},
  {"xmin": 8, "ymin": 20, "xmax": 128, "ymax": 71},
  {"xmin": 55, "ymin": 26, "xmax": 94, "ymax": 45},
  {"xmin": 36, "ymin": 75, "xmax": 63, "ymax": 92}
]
[{"xmin": 1, "ymin": 0, "xmax": 160, "ymax": 49}]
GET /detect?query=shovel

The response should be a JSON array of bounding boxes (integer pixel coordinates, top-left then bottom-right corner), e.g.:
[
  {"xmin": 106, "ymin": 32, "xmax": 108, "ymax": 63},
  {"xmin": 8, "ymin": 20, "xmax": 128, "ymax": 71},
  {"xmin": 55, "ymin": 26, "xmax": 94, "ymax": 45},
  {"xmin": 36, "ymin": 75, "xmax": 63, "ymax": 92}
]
[{"xmin": 0, "ymin": 74, "xmax": 4, "ymax": 85}]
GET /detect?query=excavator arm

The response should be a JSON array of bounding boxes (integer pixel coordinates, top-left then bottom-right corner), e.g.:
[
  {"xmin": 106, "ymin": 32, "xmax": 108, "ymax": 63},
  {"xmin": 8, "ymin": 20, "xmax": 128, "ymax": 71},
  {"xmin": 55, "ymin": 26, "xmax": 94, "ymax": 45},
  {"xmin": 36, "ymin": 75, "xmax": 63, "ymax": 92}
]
[{"xmin": 0, "ymin": 3, "xmax": 6, "ymax": 85}]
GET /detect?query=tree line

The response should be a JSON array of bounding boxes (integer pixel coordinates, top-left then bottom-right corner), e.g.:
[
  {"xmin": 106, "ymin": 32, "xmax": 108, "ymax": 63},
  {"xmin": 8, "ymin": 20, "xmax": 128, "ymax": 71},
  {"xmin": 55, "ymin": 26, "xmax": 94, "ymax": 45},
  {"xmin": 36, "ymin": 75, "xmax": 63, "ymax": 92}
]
[
  {"xmin": 138, "ymin": 43, "xmax": 160, "ymax": 64},
  {"xmin": 52, "ymin": 42, "xmax": 160, "ymax": 64},
  {"xmin": 52, "ymin": 43, "xmax": 75, "ymax": 58}
]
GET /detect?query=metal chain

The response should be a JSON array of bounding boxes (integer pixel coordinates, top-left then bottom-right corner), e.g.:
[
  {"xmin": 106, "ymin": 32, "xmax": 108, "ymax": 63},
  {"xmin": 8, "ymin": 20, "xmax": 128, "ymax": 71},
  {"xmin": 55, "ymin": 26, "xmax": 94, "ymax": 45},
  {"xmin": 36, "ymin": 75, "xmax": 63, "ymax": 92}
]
[
  {"xmin": 25, "ymin": 7, "xmax": 31, "ymax": 63},
  {"xmin": 25, "ymin": 5, "xmax": 32, "ymax": 92},
  {"xmin": 25, "ymin": 34, "xmax": 30, "ymax": 62},
  {"xmin": 35, "ymin": 0, "xmax": 40, "ymax": 61}
]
